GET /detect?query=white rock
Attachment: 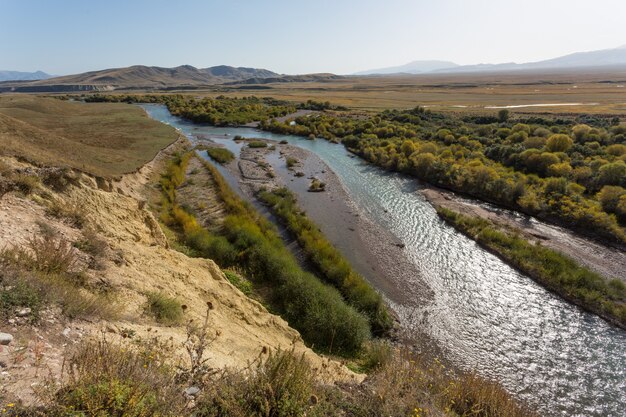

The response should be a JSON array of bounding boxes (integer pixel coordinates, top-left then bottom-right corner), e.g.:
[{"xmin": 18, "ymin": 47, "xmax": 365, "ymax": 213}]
[
  {"xmin": 16, "ymin": 307, "xmax": 31, "ymax": 317},
  {"xmin": 62, "ymin": 327, "xmax": 71, "ymax": 338},
  {"xmin": 0, "ymin": 332, "xmax": 13, "ymax": 345}
]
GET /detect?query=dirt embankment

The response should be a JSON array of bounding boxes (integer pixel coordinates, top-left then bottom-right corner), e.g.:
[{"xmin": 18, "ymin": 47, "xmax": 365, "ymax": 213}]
[
  {"xmin": 421, "ymin": 187, "xmax": 626, "ymax": 282},
  {"xmin": 0, "ymin": 147, "xmax": 361, "ymax": 405}
]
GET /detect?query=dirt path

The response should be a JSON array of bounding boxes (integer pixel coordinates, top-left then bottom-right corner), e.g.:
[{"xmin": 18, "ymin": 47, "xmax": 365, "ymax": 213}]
[{"xmin": 421, "ymin": 187, "xmax": 626, "ymax": 282}]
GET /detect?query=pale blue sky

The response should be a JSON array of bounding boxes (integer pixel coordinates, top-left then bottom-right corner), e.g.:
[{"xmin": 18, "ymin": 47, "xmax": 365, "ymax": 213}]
[{"xmin": 2, "ymin": 0, "xmax": 625, "ymax": 75}]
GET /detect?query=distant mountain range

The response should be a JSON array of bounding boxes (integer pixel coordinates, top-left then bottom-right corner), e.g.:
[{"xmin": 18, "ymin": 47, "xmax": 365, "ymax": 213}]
[
  {"xmin": 355, "ymin": 45, "xmax": 626, "ymax": 75},
  {"xmin": 354, "ymin": 60, "xmax": 459, "ymax": 75},
  {"xmin": 0, "ymin": 65, "xmax": 291, "ymax": 93},
  {"xmin": 0, "ymin": 70, "xmax": 53, "ymax": 81}
]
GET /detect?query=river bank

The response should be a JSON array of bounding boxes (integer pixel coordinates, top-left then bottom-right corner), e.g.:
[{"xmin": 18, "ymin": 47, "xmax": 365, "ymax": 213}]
[
  {"xmin": 421, "ymin": 187, "xmax": 626, "ymax": 282},
  {"xmin": 197, "ymin": 136, "xmax": 434, "ymax": 311}
]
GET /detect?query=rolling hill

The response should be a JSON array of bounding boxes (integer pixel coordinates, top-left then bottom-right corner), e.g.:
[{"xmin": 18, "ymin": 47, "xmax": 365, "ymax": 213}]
[{"xmin": 0, "ymin": 65, "xmax": 281, "ymax": 92}]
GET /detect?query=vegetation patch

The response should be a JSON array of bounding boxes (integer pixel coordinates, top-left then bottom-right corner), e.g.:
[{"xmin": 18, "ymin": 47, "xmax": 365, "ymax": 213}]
[
  {"xmin": 308, "ymin": 178, "xmax": 326, "ymax": 192},
  {"xmin": 158, "ymin": 153, "xmax": 370, "ymax": 355},
  {"xmin": 82, "ymin": 94, "xmax": 297, "ymax": 126},
  {"xmin": 285, "ymin": 156, "xmax": 298, "ymax": 169},
  {"xmin": 0, "ymin": 236, "xmax": 117, "ymax": 321},
  {"xmin": 203, "ymin": 146, "xmax": 235, "ymax": 164},
  {"xmin": 248, "ymin": 140, "xmax": 268, "ymax": 148},
  {"xmin": 145, "ymin": 291, "xmax": 184, "ymax": 325},
  {"xmin": 437, "ymin": 207, "xmax": 626, "ymax": 327},
  {"xmin": 258, "ymin": 187, "xmax": 393, "ymax": 335},
  {"xmin": 223, "ymin": 269, "xmax": 253, "ymax": 296}
]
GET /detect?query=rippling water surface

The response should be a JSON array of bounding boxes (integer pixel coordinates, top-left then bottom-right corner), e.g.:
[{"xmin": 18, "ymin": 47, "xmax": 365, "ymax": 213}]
[{"xmin": 142, "ymin": 104, "xmax": 626, "ymax": 417}]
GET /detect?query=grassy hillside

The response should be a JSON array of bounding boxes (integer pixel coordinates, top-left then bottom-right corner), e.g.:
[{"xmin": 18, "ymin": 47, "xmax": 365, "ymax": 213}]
[{"xmin": 0, "ymin": 95, "xmax": 178, "ymax": 178}]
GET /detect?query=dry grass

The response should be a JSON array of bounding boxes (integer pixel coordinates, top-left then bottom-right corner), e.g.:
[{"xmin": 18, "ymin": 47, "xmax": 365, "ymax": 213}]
[
  {"xmin": 0, "ymin": 95, "xmax": 178, "ymax": 178},
  {"xmin": 169, "ymin": 68, "xmax": 626, "ymax": 114},
  {"xmin": 45, "ymin": 199, "xmax": 86, "ymax": 228},
  {"xmin": 0, "ymin": 235, "xmax": 118, "ymax": 321}
]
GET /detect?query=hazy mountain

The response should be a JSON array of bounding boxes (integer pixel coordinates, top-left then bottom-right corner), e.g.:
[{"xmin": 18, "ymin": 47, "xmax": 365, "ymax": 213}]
[
  {"xmin": 354, "ymin": 60, "xmax": 459, "ymax": 75},
  {"xmin": 435, "ymin": 45, "xmax": 626, "ymax": 74},
  {"xmin": 355, "ymin": 45, "xmax": 626, "ymax": 76},
  {"xmin": 0, "ymin": 70, "xmax": 52, "ymax": 81}
]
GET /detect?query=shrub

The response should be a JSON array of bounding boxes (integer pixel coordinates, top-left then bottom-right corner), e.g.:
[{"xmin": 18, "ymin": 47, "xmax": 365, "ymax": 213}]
[
  {"xmin": 248, "ymin": 140, "xmax": 268, "ymax": 148},
  {"xmin": 57, "ymin": 339, "xmax": 184, "ymax": 416},
  {"xmin": 195, "ymin": 349, "xmax": 314, "ymax": 417},
  {"xmin": 308, "ymin": 178, "xmax": 326, "ymax": 192},
  {"xmin": 0, "ymin": 269, "xmax": 43, "ymax": 321},
  {"xmin": 145, "ymin": 291, "xmax": 184, "ymax": 324},
  {"xmin": 286, "ymin": 157, "xmax": 298, "ymax": 169}
]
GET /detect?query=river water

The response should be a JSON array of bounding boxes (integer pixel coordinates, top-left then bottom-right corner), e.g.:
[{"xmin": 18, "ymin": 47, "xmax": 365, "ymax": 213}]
[{"xmin": 142, "ymin": 104, "xmax": 626, "ymax": 417}]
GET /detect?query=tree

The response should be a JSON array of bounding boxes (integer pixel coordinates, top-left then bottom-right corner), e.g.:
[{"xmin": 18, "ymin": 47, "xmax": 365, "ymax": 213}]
[
  {"xmin": 497, "ymin": 109, "xmax": 509, "ymax": 123},
  {"xmin": 546, "ymin": 134, "xmax": 574, "ymax": 152},
  {"xmin": 598, "ymin": 162, "xmax": 626, "ymax": 186},
  {"xmin": 597, "ymin": 185, "xmax": 626, "ymax": 213}
]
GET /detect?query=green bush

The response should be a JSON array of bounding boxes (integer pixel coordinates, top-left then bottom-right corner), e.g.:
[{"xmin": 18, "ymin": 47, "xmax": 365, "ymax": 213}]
[{"xmin": 248, "ymin": 140, "xmax": 268, "ymax": 148}]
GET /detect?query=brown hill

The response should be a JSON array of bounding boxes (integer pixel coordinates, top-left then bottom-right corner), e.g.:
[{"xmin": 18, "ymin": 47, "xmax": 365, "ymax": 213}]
[{"xmin": 0, "ymin": 65, "xmax": 280, "ymax": 92}]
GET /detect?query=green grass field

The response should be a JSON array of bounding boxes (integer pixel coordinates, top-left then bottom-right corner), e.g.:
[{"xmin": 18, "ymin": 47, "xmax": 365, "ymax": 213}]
[{"xmin": 0, "ymin": 95, "xmax": 178, "ymax": 178}]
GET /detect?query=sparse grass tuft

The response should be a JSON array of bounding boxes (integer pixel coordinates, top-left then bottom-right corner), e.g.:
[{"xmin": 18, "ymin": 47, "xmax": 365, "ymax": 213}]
[
  {"xmin": 26, "ymin": 235, "xmax": 79, "ymax": 275},
  {"xmin": 45, "ymin": 199, "xmax": 86, "ymax": 228},
  {"xmin": 145, "ymin": 291, "xmax": 184, "ymax": 325},
  {"xmin": 223, "ymin": 269, "xmax": 253, "ymax": 296},
  {"xmin": 195, "ymin": 349, "xmax": 314, "ymax": 417},
  {"xmin": 12, "ymin": 173, "xmax": 40, "ymax": 194}
]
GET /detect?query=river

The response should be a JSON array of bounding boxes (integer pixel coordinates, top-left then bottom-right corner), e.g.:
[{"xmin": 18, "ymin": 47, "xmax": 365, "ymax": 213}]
[{"xmin": 141, "ymin": 104, "xmax": 626, "ymax": 417}]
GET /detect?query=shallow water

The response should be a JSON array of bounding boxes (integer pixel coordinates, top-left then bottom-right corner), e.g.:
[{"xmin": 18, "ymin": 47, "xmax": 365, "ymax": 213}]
[{"xmin": 142, "ymin": 104, "xmax": 626, "ymax": 417}]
